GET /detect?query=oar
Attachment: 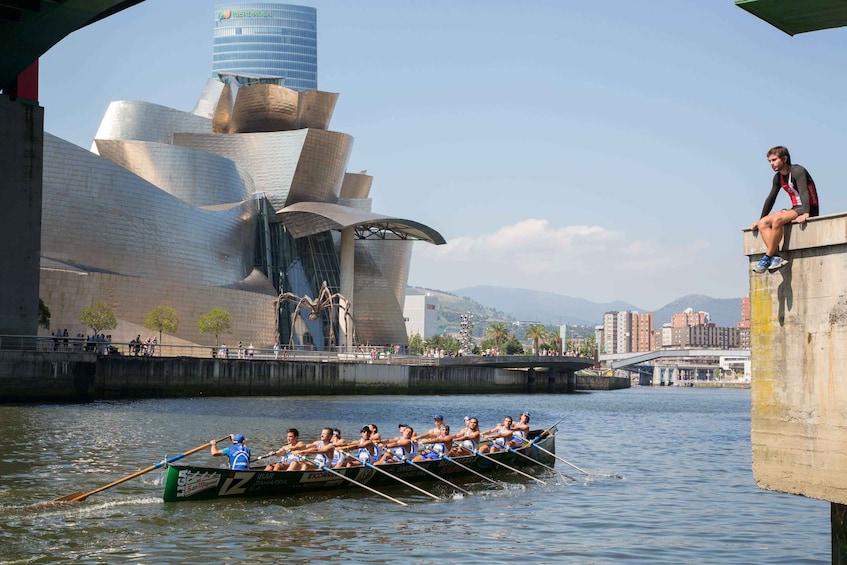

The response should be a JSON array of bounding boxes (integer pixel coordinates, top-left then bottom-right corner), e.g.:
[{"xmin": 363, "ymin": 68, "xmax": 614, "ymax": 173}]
[
  {"xmin": 251, "ymin": 451, "xmax": 276, "ymax": 463},
  {"xmin": 339, "ymin": 450, "xmax": 441, "ymax": 501},
  {"xmin": 440, "ymin": 452, "xmax": 506, "ymax": 488},
  {"xmin": 316, "ymin": 463, "xmax": 408, "ymax": 506},
  {"xmin": 54, "ymin": 435, "xmax": 231, "ymax": 503},
  {"xmin": 516, "ymin": 435, "xmax": 590, "ymax": 476},
  {"xmin": 503, "ymin": 445, "xmax": 576, "ymax": 481},
  {"xmin": 472, "ymin": 449, "xmax": 547, "ymax": 485},
  {"xmin": 393, "ymin": 455, "xmax": 472, "ymax": 495},
  {"xmin": 528, "ymin": 416, "xmax": 566, "ymax": 443}
]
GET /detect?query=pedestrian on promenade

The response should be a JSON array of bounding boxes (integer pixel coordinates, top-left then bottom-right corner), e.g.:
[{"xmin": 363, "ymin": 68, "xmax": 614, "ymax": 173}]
[{"xmin": 751, "ymin": 146, "xmax": 820, "ymax": 273}]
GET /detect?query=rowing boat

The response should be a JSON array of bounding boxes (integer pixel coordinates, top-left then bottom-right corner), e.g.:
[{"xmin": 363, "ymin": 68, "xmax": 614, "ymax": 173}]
[{"xmin": 162, "ymin": 429, "xmax": 556, "ymax": 502}]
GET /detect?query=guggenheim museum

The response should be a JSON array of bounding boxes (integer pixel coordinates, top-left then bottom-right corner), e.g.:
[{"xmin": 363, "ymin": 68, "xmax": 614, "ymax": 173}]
[{"xmin": 38, "ymin": 74, "xmax": 444, "ymax": 350}]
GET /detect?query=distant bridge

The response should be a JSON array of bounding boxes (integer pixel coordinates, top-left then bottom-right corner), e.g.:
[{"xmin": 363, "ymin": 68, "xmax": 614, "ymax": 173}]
[{"xmin": 600, "ymin": 349, "xmax": 749, "ymax": 370}]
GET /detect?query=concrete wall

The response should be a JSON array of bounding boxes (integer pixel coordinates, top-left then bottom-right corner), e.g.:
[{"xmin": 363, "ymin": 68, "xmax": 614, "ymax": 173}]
[
  {"xmin": 0, "ymin": 354, "xmax": 628, "ymax": 401},
  {"xmin": 744, "ymin": 212, "xmax": 847, "ymax": 505},
  {"xmin": 92, "ymin": 358, "xmax": 530, "ymax": 398},
  {"xmin": 0, "ymin": 351, "xmax": 96, "ymax": 401},
  {"xmin": 0, "ymin": 95, "xmax": 42, "ymax": 336}
]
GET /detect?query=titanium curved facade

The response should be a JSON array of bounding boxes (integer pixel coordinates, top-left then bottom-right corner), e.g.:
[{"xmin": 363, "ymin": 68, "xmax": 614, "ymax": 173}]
[
  {"xmin": 213, "ymin": 3, "xmax": 317, "ymax": 91},
  {"xmin": 39, "ymin": 75, "xmax": 443, "ymax": 349}
]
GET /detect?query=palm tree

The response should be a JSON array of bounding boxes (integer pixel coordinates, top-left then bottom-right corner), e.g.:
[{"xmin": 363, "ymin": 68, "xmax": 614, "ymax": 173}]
[
  {"xmin": 524, "ymin": 324, "xmax": 547, "ymax": 355},
  {"xmin": 485, "ymin": 322, "xmax": 510, "ymax": 349}
]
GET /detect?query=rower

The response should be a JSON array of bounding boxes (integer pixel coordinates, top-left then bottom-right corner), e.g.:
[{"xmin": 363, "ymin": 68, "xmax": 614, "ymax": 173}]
[
  {"xmin": 417, "ymin": 423, "xmax": 451, "ymax": 460},
  {"xmin": 414, "ymin": 414, "xmax": 448, "ymax": 444},
  {"xmin": 367, "ymin": 423, "xmax": 382, "ymax": 443},
  {"xmin": 265, "ymin": 428, "xmax": 305, "ymax": 471},
  {"xmin": 329, "ymin": 428, "xmax": 352, "ymax": 468},
  {"xmin": 344, "ymin": 425, "xmax": 378, "ymax": 466},
  {"xmin": 376, "ymin": 424, "xmax": 421, "ymax": 464},
  {"xmin": 210, "ymin": 433, "xmax": 251, "ymax": 471},
  {"xmin": 288, "ymin": 427, "xmax": 336, "ymax": 471},
  {"xmin": 480, "ymin": 416, "xmax": 515, "ymax": 453},
  {"xmin": 511, "ymin": 412, "xmax": 531, "ymax": 447},
  {"xmin": 447, "ymin": 417, "xmax": 481, "ymax": 456}
]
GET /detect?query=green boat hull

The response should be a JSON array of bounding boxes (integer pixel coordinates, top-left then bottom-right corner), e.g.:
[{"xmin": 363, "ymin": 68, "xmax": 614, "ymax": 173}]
[{"xmin": 163, "ymin": 432, "xmax": 556, "ymax": 502}]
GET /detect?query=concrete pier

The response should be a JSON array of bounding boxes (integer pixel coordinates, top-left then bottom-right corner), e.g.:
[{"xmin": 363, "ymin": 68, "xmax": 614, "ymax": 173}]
[{"xmin": 744, "ymin": 212, "xmax": 847, "ymax": 562}]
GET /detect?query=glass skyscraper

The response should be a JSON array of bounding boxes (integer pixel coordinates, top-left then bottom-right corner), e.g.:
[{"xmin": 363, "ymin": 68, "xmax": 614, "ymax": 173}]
[{"xmin": 212, "ymin": 3, "xmax": 317, "ymax": 91}]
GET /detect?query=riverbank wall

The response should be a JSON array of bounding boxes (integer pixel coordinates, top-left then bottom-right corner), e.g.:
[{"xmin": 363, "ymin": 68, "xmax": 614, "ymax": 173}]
[{"xmin": 0, "ymin": 352, "xmax": 629, "ymax": 402}]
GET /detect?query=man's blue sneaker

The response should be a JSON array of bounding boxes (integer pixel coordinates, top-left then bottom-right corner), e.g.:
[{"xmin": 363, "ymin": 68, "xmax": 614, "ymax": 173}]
[
  {"xmin": 753, "ymin": 255, "xmax": 771, "ymax": 273},
  {"xmin": 768, "ymin": 256, "xmax": 788, "ymax": 272}
]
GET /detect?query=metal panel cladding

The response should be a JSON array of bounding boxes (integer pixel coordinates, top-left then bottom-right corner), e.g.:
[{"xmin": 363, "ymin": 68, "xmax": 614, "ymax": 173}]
[{"xmin": 213, "ymin": 3, "xmax": 317, "ymax": 91}]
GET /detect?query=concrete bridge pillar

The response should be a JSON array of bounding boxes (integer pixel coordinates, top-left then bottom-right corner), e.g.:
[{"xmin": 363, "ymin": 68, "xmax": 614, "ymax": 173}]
[
  {"xmin": 526, "ymin": 368, "xmax": 536, "ymax": 393},
  {"xmin": 0, "ymin": 95, "xmax": 42, "ymax": 338},
  {"xmin": 744, "ymin": 214, "xmax": 847, "ymax": 553}
]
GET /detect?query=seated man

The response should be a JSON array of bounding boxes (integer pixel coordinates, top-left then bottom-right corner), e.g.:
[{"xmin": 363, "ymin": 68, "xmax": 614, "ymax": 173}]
[
  {"xmin": 288, "ymin": 427, "xmax": 336, "ymax": 471},
  {"xmin": 342, "ymin": 426, "xmax": 378, "ymax": 467},
  {"xmin": 480, "ymin": 416, "xmax": 515, "ymax": 453},
  {"xmin": 265, "ymin": 428, "xmax": 306, "ymax": 471},
  {"xmin": 210, "ymin": 433, "xmax": 251, "ymax": 471},
  {"xmin": 376, "ymin": 424, "xmax": 421, "ymax": 464},
  {"xmin": 415, "ymin": 414, "xmax": 448, "ymax": 444},
  {"xmin": 447, "ymin": 417, "xmax": 481, "ymax": 457},
  {"xmin": 416, "ymin": 424, "xmax": 452, "ymax": 460}
]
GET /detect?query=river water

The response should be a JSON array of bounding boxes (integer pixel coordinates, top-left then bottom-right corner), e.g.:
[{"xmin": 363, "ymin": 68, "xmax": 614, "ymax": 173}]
[{"xmin": 0, "ymin": 388, "xmax": 829, "ymax": 564}]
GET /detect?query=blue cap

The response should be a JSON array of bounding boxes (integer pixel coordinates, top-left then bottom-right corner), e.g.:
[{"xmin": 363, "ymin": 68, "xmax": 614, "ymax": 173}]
[
  {"xmin": 232, "ymin": 433, "xmax": 245, "ymax": 443},
  {"xmin": 433, "ymin": 414, "xmax": 444, "ymax": 421},
  {"xmin": 521, "ymin": 411, "xmax": 531, "ymax": 418}
]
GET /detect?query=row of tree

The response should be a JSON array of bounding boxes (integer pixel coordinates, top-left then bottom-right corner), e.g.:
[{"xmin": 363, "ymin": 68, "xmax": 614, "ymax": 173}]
[
  {"xmin": 408, "ymin": 322, "xmax": 597, "ymax": 357},
  {"xmin": 43, "ymin": 301, "xmax": 236, "ymax": 345}
]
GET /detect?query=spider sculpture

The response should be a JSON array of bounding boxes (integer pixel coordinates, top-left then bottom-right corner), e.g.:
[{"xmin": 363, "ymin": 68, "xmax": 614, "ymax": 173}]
[{"xmin": 278, "ymin": 281, "xmax": 355, "ymax": 348}]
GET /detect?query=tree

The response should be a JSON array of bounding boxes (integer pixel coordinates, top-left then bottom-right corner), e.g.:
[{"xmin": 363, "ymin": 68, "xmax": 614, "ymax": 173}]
[
  {"xmin": 79, "ymin": 302, "xmax": 117, "ymax": 336},
  {"xmin": 144, "ymin": 305, "xmax": 180, "ymax": 346},
  {"xmin": 408, "ymin": 333, "xmax": 424, "ymax": 354},
  {"xmin": 485, "ymin": 322, "xmax": 510, "ymax": 349},
  {"xmin": 524, "ymin": 324, "xmax": 547, "ymax": 355},
  {"xmin": 425, "ymin": 334, "xmax": 461, "ymax": 355},
  {"xmin": 38, "ymin": 298, "xmax": 51, "ymax": 330},
  {"xmin": 503, "ymin": 335, "xmax": 524, "ymax": 355},
  {"xmin": 198, "ymin": 308, "xmax": 232, "ymax": 344},
  {"xmin": 579, "ymin": 335, "xmax": 598, "ymax": 358}
]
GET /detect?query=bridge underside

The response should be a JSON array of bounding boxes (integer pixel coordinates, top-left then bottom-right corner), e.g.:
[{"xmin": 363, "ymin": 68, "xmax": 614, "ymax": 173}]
[
  {"xmin": 0, "ymin": 0, "xmax": 143, "ymax": 337},
  {"xmin": 0, "ymin": 0, "xmax": 145, "ymax": 90}
]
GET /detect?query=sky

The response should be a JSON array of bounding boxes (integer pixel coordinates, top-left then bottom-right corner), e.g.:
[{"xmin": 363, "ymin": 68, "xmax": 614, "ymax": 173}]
[{"xmin": 38, "ymin": 0, "xmax": 847, "ymax": 311}]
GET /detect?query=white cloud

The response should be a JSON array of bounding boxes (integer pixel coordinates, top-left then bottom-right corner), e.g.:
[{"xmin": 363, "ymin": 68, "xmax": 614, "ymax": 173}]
[{"xmin": 409, "ymin": 218, "xmax": 738, "ymax": 310}]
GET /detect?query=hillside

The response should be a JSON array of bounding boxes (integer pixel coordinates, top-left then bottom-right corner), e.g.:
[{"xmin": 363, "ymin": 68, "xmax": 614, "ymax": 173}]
[{"xmin": 410, "ymin": 285, "xmax": 743, "ymax": 329}]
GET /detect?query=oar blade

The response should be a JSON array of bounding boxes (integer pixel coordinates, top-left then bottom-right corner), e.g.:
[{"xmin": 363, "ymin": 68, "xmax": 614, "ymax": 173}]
[{"xmin": 53, "ymin": 491, "xmax": 86, "ymax": 502}]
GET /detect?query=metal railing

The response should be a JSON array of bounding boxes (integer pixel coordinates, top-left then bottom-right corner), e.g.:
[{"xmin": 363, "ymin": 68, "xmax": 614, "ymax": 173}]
[{"xmin": 0, "ymin": 335, "xmax": 441, "ymax": 365}]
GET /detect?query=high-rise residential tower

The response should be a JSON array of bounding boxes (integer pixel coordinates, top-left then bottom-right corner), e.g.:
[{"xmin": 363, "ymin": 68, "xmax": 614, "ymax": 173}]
[{"xmin": 213, "ymin": 3, "xmax": 317, "ymax": 91}]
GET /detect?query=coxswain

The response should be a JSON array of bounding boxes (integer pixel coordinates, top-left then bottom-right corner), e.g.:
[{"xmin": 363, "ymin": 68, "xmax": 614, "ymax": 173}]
[{"xmin": 210, "ymin": 433, "xmax": 251, "ymax": 470}]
